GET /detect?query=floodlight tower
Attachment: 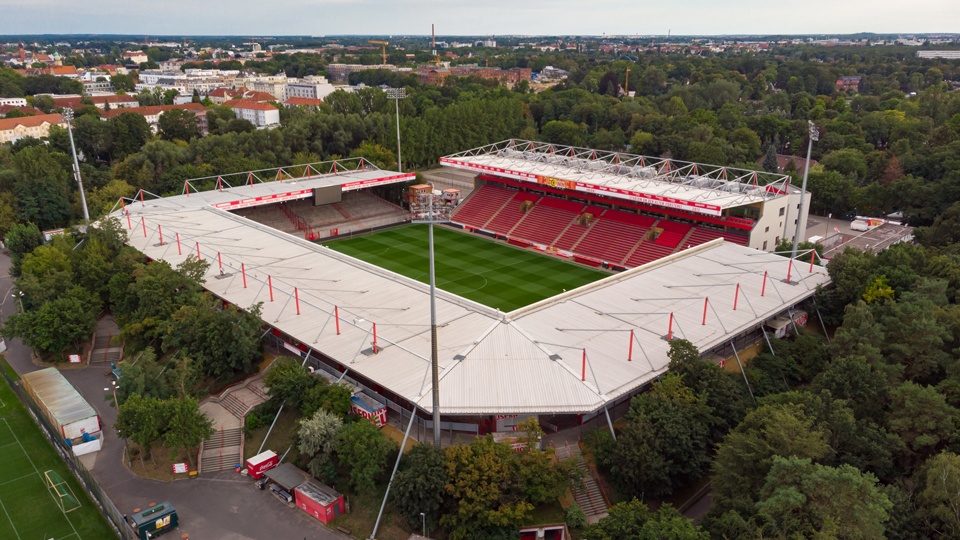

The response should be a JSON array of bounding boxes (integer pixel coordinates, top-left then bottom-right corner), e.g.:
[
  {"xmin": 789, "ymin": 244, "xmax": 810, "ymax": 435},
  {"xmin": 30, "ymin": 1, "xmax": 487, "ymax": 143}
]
[
  {"xmin": 411, "ymin": 191, "xmax": 454, "ymax": 449},
  {"xmin": 791, "ymin": 120, "xmax": 819, "ymax": 260},
  {"xmin": 62, "ymin": 108, "xmax": 90, "ymax": 225},
  {"xmin": 385, "ymin": 87, "xmax": 407, "ymax": 172}
]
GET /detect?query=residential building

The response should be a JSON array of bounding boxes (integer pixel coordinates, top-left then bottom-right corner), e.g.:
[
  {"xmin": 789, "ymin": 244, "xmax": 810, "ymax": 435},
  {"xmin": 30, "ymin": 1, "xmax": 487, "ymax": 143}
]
[
  {"xmin": 207, "ymin": 87, "xmax": 241, "ymax": 105},
  {"xmin": 0, "ymin": 105, "xmax": 45, "ymax": 117},
  {"xmin": 283, "ymin": 97, "xmax": 323, "ymax": 108},
  {"xmin": 123, "ymin": 51, "xmax": 149, "ymax": 64},
  {"xmin": 836, "ymin": 75, "xmax": 863, "ymax": 92},
  {"xmin": 917, "ymin": 50, "xmax": 960, "ymax": 59},
  {"xmin": 82, "ymin": 80, "xmax": 115, "ymax": 93},
  {"xmin": 243, "ymin": 75, "xmax": 288, "ymax": 100},
  {"xmin": 101, "ymin": 103, "xmax": 208, "ymax": 135},
  {"xmin": 326, "ymin": 63, "xmax": 396, "ymax": 83},
  {"xmin": 229, "ymin": 99, "xmax": 280, "ymax": 128},
  {"xmin": 0, "ymin": 97, "xmax": 28, "ymax": 107},
  {"xmin": 43, "ymin": 65, "xmax": 79, "ymax": 78},
  {"xmin": 0, "ymin": 113, "xmax": 66, "ymax": 144},
  {"xmin": 53, "ymin": 95, "xmax": 140, "ymax": 110},
  {"xmin": 286, "ymin": 75, "xmax": 336, "ymax": 101}
]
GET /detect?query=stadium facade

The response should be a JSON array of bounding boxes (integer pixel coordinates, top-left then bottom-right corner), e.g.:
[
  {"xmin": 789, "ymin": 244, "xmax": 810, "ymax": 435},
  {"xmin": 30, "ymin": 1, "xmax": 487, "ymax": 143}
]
[{"xmin": 112, "ymin": 143, "xmax": 827, "ymax": 436}]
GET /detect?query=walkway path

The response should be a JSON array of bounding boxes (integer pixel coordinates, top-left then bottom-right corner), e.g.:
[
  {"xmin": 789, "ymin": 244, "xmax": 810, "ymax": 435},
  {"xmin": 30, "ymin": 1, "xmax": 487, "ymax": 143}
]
[
  {"xmin": 198, "ymin": 375, "xmax": 269, "ymax": 473},
  {"xmin": 89, "ymin": 314, "xmax": 122, "ymax": 365},
  {"xmin": 555, "ymin": 443, "xmax": 609, "ymax": 524}
]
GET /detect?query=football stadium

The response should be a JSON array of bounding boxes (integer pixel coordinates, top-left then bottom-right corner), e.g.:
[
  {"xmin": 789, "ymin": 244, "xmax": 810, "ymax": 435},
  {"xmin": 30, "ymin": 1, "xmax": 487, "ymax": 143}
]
[{"xmin": 111, "ymin": 140, "xmax": 829, "ymax": 436}]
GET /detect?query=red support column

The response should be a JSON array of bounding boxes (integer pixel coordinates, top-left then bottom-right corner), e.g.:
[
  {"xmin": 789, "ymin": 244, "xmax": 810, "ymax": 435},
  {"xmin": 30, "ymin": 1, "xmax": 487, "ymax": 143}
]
[
  {"xmin": 703, "ymin": 297, "xmax": 709, "ymax": 325},
  {"xmin": 809, "ymin": 250, "xmax": 816, "ymax": 273},
  {"xmin": 141, "ymin": 218, "xmax": 147, "ymax": 237},
  {"xmin": 335, "ymin": 306, "xmax": 341, "ymax": 335},
  {"xmin": 120, "ymin": 197, "xmax": 125, "ymax": 213},
  {"xmin": 268, "ymin": 275, "xmax": 274, "ymax": 301},
  {"xmin": 786, "ymin": 259, "xmax": 793, "ymax": 284},
  {"xmin": 158, "ymin": 225, "xmax": 164, "ymax": 245},
  {"xmin": 217, "ymin": 252, "xmax": 223, "ymax": 272},
  {"xmin": 176, "ymin": 233, "xmax": 182, "ymax": 255},
  {"xmin": 668, "ymin": 312, "xmax": 674, "ymax": 341},
  {"xmin": 139, "ymin": 190, "xmax": 145, "ymax": 205},
  {"xmin": 126, "ymin": 211, "xmax": 132, "ymax": 230},
  {"xmin": 628, "ymin": 329, "xmax": 634, "ymax": 362},
  {"xmin": 217, "ymin": 177, "xmax": 223, "ymax": 191},
  {"xmin": 734, "ymin": 283, "xmax": 740, "ymax": 310},
  {"xmin": 195, "ymin": 242, "xmax": 201, "ymax": 260},
  {"xmin": 248, "ymin": 172, "xmax": 254, "ymax": 186},
  {"xmin": 761, "ymin": 270, "xmax": 768, "ymax": 297},
  {"xmin": 241, "ymin": 263, "xmax": 247, "ymax": 288},
  {"xmin": 184, "ymin": 181, "xmax": 190, "ymax": 196},
  {"xmin": 295, "ymin": 288, "xmax": 300, "ymax": 315},
  {"xmin": 372, "ymin": 323, "xmax": 378, "ymax": 353},
  {"xmin": 581, "ymin": 349, "xmax": 586, "ymax": 381}
]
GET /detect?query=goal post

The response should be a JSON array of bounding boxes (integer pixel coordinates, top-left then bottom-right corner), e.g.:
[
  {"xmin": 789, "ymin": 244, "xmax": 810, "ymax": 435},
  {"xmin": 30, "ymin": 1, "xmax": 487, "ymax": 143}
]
[{"xmin": 44, "ymin": 470, "xmax": 82, "ymax": 513}]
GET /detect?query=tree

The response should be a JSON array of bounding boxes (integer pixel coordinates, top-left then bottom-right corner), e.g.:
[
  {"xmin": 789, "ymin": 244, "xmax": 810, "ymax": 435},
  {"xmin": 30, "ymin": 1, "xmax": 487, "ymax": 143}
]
[
  {"xmin": 264, "ymin": 357, "xmax": 317, "ymax": 410},
  {"xmin": 667, "ymin": 339, "xmax": 751, "ymax": 439},
  {"xmin": 110, "ymin": 74, "xmax": 135, "ymax": 92},
  {"xmin": 712, "ymin": 403, "xmax": 833, "ymax": 516},
  {"xmin": 301, "ymin": 381, "xmax": 352, "ymax": 418},
  {"xmin": 606, "ymin": 374, "xmax": 715, "ymax": 498},
  {"xmin": 298, "ymin": 408, "xmax": 343, "ymax": 479},
  {"xmin": 2, "ymin": 286, "xmax": 98, "ymax": 356},
  {"xmin": 161, "ymin": 396, "xmax": 214, "ymax": 467},
  {"xmin": 443, "ymin": 435, "xmax": 534, "ymax": 540},
  {"xmin": 812, "ymin": 356, "xmax": 891, "ymax": 423},
  {"xmin": 391, "ymin": 443, "xmax": 447, "ymax": 531},
  {"xmin": 887, "ymin": 382, "xmax": 957, "ymax": 468},
  {"xmin": 115, "ymin": 393, "xmax": 165, "ymax": 465},
  {"xmin": 756, "ymin": 456, "xmax": 892, "ymax": 539},
  {"xmin": 115, "ymin": 348, "xmax": 173, "ymax": 403},
  {"xmin": 4, "ymin": 222, "xmax": 44, "ymax": 277},
  {"xmin": 917, "ymin": 452, "xmax": 960, "ymax": 538},
  {"xmin": 109, "ymin": 112, "xmax": 151, "ymax": 161},
  {"xmin": 584, "ymin": 499, "xmax": 708, "ymax": 540},
  {"xmin": 157, "ymin": 108, "xmax": 200, "ymax": 141},
  {"xmin": 334, "ymin": 420, "xmax": 396, "ymax": 493},
  {"xmin": 161, "ymin": 295, "xmax": 263, "ymax": 378}
]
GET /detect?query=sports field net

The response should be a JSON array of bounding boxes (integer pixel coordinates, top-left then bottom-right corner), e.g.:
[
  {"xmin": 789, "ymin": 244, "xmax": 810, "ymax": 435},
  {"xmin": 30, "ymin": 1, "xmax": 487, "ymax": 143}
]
[{"xmin": 44, "ymin": 470, "xmax": 81, "ymax": 513}]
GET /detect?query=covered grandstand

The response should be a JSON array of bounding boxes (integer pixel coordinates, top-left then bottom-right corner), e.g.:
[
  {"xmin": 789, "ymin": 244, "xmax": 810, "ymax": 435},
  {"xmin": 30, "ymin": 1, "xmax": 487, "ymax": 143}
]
[
  {"xmin": 111, "ymin": 151, "xmax": 829, "ymax": 436},
  {"xmin": 441, "ymin": 140, "xmax": 810, "ymax": 261}
]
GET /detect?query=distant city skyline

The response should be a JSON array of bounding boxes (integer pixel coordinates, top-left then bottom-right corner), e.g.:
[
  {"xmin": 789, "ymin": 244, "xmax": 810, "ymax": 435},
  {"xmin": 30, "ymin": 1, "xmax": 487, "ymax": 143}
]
[{"xmin": 0, "ymin": 0, "xmax": 958, "ymax": 38}]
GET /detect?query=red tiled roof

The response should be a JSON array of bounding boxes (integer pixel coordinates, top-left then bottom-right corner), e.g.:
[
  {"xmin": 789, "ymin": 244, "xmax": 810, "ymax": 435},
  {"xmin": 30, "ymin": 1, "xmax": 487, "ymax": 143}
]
[
  {"xmin": 229, "ymin": 99, "xmax": 278, "ymax": 111},
  {"xmin": 0, "ymin": 105, "xmax": 45, "ymax": 116},
  {"xmin": 208, "ymin": 87, "xmax": 239, "ymax": 98},
  {"xmin": 227, "ymin": 90, "xmax": 277, "ymax": 102},
  {"xmin": 48, "ymin": 65, "xmax": 78, "ymax": 76},
  {"xmin": 101, "ymin": 103, "xmax": 206, "ymax": 119},
  {"xmin": 284, "ymin": 97, "xmax": 322, "ymax": 106},
  {"xmin": 52, "ymin": 95, "xmax": 139, "ymax": 109},
  {"xmin": 0, "ymin": 113, "xmax": 65, "ymax": 131}
]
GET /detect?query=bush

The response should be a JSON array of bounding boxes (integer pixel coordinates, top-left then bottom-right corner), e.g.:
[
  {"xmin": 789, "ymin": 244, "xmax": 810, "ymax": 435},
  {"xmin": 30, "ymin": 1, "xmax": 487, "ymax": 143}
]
[{"xmin": 566, "ymin": 503, "xmax": 588, "ymax": 529}]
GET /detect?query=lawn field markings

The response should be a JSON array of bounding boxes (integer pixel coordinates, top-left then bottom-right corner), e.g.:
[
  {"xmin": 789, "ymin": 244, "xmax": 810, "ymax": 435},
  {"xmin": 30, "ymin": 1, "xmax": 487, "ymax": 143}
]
[
  {"xmin": 0, "ymin": 496, "xmax": 22, "ymax": 540},
  {"xmin": 0, "ymin": 418, "xmax": 82, "ymax": 540},
  {"xmin": 0, "ymin": 470, "xmax": 40, "ymax": 488}
]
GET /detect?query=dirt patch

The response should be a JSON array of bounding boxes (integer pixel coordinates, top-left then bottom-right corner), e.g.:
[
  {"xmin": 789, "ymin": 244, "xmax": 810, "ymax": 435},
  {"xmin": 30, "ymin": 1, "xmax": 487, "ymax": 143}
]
[
  {"xmin": 331, "ymin": 486, "xmax": 413, "ymax": 540},
  {"xmin": 244, "ymin": 406, "xmax": 302, "ymax": 463},
  {"xmin": 125, "ymin": 444, "xmax": 199, "ymax": 481}
]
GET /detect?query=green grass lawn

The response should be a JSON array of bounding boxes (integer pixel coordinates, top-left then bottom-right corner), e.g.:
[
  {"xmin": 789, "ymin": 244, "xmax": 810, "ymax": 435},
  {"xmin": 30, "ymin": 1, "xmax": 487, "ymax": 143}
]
[
  {"xmin": 322, "ymin": 225, "xmax": 609, "ymax": 311},
  {"xmin": 0, "ymin": 360, "xmax": 117, "ymax": 539}
]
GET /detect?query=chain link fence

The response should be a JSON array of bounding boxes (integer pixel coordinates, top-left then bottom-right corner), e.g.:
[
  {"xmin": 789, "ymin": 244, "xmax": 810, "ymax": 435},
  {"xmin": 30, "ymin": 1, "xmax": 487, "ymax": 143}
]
[{"xmin": 0, "ymin": 367, "xmax": 135, "ymax": 540}]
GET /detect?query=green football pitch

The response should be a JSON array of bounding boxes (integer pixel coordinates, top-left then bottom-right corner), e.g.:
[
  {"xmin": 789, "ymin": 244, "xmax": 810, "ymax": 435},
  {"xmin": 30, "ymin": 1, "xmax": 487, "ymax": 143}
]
[
  {"xmin": 0, "ymin": 360, "xmax": 116, "ymax": 540},
  {"xmin": 322, "ymin": 224, "xmax": 609, "ymax": 311}
]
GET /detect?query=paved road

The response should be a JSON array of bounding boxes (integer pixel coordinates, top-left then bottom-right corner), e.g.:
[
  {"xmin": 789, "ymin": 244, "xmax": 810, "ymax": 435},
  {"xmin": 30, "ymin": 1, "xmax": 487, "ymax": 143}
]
[{"xmin": 0, "ymin": 253, "xmax": 344, "ymax": 539}]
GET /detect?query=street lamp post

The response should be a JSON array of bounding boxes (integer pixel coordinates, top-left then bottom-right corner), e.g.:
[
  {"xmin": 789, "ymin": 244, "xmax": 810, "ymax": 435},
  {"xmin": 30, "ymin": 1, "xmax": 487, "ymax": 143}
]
[
  {"xmin": 62, "ymin": 108, "xmax": 90, "ymax": 225},
  {"xmin": 791, "ymin": 120, "xmax": 819, "ymax": 261},
  {"xmin": 385, "ymin": 87, "xmax": 407, "ymax": 172},
  {"xmin": 105, "ymin": 380, "xmax": 128, "ymax": 465},
  {"xmin": 420, "ymin": 512, "xmax": 426, "ymax": 537},
  {"xmin": 11, "ymin": 291, "xmax": 23, "ymax": 311}
]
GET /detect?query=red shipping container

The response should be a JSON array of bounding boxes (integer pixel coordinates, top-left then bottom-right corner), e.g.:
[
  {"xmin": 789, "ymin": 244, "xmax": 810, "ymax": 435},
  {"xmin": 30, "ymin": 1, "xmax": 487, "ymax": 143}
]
[
  {"xmin": 295, "ymin": 481, "xmax": 345, "ymax": 524},
  {"xmin": 246, "ymin": 450, "xmax": 278, "ymax": 479}
]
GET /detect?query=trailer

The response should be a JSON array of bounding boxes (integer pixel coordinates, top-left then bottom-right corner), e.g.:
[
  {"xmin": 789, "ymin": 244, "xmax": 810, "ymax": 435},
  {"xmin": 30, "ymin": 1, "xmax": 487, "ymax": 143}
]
[
  {"xmin": 246, "ymin": 450, "xmax": 278, "ymax": 479},
  {"xmin": 129, "ymin": 502, "xmax": 178, "ymax": 540},
  {"xmin": 21, "ymin": 368, "xmax": 101, "ymax": 442},
  {"xmin": 295, "ymin": 481, "xmax": 345, "ymax": 524},
  {"xmin": 350, "ymin": 393, "xmax": 387, "ymax": 427}
]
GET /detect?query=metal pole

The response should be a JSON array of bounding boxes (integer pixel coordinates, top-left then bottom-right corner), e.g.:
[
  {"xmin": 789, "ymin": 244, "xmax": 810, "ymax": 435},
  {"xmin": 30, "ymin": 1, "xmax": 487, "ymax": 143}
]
[
  {"xmin": 370, "ymin": 402, "xmax": 419, "ymax": 540},
  {"xmin": 395, "ymin": 94, "xmax": 402, "ymax": 173},
  {"xmin": 729, "ymin": 340, "xmax": 756, "ymax": 405},
  {"xmin": 792, "ymin": 121, "xmax": 819, "ymax": 260},
  {"xmin": 429, "ymin": 221, "xmax": 441, "ymax": 449},
  {"xmin": 63, "ymin": 108, "xmax": 90, "ymax": 225},
  {"xmin": 603, "ymin": 407, "xmax": 617, "ymax": 441}
]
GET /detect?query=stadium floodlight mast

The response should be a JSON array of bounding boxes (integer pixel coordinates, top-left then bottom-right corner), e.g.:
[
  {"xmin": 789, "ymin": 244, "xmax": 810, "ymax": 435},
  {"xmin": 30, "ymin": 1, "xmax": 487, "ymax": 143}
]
[
  {"xmin": 385, "ymin": 87, "xmax": 407, "ymax": 172},
  {"xmin": 791, "ymin": 120, "xmax": 819, "ymax": 261},
  {"xmin": 412, "ymin": 192, "xmax": 452, "ymax": 449},
  {"xmin": 62, "ymin": 108, "xmax": 90, "ymax": 225}
]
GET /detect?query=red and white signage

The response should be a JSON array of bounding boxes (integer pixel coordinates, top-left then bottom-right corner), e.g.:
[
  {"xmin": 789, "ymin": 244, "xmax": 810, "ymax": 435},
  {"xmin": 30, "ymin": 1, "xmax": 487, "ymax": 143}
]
[
  {"xmin": 213, "ymin": 189, "xmax": 313, "ymax": 210},
  {"xmin": 246, "ymin": 450, "xmax": 278, "ymax": 479},
  {"xmin": 172, "ymin": 462, "xmax": 189, "ymax": 474},
  {"xmin": 342, "ymin": 173, "xmax": 416, "ymax": 191},
  {"xmin": 441, "ymin": 157, "xmax": 724, "ymax": 217}
]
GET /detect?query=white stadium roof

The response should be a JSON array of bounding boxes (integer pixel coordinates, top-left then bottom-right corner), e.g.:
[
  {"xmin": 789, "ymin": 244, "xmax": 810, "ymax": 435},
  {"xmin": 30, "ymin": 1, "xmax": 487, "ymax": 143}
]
[
  {"xmin": 112, "ymin": 160, "xmax": 829, "ymax": 416},
  {"xmin": 440, "ymin": 140, "xmax": 794, "ymax": 217}
]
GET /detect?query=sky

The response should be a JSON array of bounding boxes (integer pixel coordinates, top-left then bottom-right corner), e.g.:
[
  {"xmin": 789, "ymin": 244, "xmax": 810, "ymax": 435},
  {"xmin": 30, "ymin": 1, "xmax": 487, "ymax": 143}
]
[{"xmin": 1, "ymin": 0, "xmax": 958, "ymax": 37}]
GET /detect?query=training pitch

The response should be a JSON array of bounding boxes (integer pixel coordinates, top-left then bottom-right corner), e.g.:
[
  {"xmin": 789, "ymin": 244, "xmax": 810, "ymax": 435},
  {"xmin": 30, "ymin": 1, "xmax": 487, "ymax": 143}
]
[
  {"xmin": 0, "ymin": 363, "xmax": 115, "ymax": 540},
  {"xmin": 322, "ymin": 224, "xmax": 609, "ymax": 311}
]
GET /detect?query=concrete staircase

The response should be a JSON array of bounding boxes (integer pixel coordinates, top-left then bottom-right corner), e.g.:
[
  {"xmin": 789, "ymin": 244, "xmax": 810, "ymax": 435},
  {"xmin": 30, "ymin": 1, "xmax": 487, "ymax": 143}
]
[
  {"xmin": 556, "ymin": 444, "xmax": 609, "ymax": 521},
  {"xmin": 90, "ymin": 332, "xmax": 123, "ymax": 364},
  {"xmin": 199, "ymin": 427, "xmax": 242, "ymax": 473}
]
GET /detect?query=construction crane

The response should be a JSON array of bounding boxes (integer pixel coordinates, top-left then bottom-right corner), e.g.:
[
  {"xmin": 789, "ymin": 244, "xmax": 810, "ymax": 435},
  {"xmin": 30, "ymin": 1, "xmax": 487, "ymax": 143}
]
[{"xmin": 368, "ymin": 40, "xmax": 389, "ymax": 65}]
